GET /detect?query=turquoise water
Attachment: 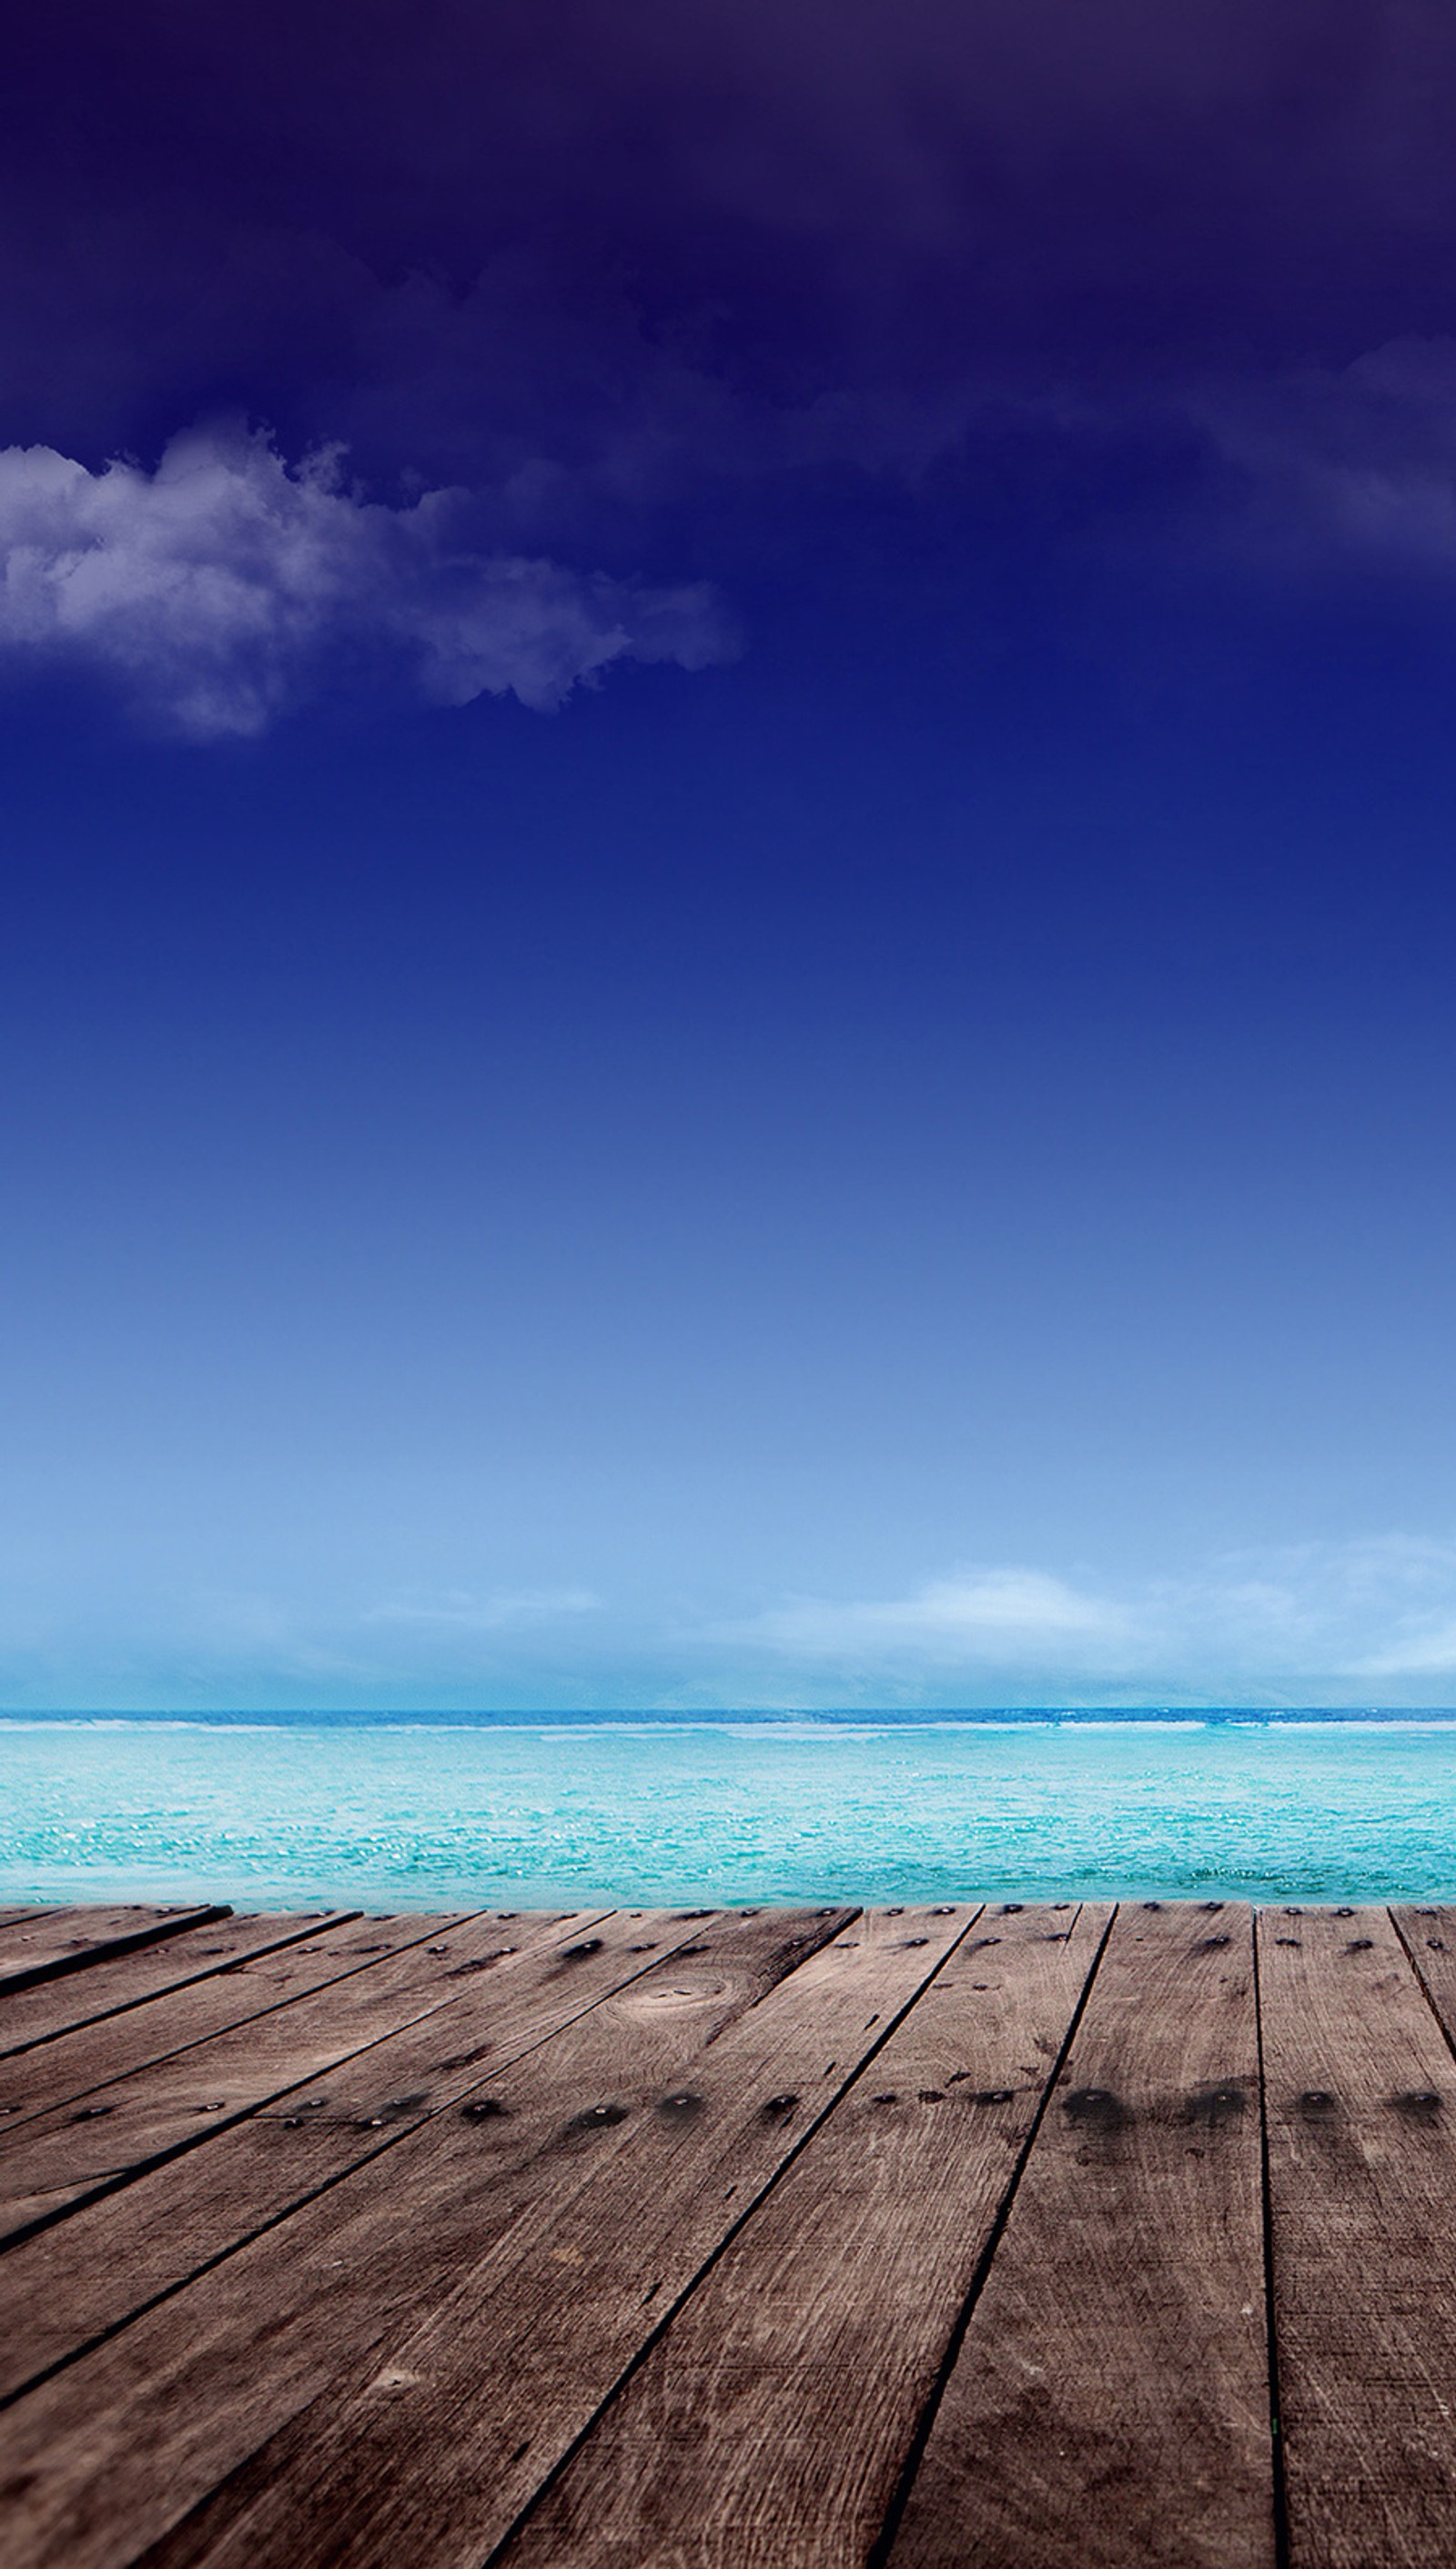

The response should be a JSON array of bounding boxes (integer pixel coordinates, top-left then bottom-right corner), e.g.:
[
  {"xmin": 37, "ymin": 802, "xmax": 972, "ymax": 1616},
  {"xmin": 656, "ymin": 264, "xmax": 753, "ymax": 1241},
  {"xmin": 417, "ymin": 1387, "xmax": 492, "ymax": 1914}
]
[{"xmin": 4, "ymin": 1717, "xmax": 1456, "ymax": 1908}]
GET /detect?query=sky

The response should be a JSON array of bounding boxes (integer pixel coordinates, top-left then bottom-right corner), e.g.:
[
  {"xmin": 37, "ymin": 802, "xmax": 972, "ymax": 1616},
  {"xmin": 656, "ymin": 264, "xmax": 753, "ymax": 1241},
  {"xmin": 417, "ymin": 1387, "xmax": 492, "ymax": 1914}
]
[{"xmin": 3, "ymin": 0, "xmax": 1456, "ymax": 1710}]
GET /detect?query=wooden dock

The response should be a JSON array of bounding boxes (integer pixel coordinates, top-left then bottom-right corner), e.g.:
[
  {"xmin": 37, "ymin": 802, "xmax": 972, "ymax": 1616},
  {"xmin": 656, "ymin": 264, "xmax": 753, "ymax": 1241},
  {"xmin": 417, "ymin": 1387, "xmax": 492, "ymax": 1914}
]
[{"xmin": 2, "ymin": 1897, "xmax": 1456, "ymax": 2566}]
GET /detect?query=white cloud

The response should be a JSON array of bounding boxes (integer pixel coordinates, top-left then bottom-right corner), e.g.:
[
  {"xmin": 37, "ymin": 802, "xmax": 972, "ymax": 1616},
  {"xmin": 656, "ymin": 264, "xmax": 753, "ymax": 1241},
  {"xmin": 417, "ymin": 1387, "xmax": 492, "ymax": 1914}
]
[
  {"xmin": 727, "ymin": 1536, "xmax": 1456, "ymax": 1698},
  {"xmin": 365, "ymin": 1587, "xmax": 602, "ymax": 1630},
  {"xmin": 11, "ymin": 1529, "xmax": 1456, "ymax": 1711},
  {"xmin": 1354, "ymin": 1625, "xmax": 1456, "ymax": 1677},
  {"xmin": 743, "ymin": 1568, "xmax": 1132, "ymax": 1665},
  {"xmin": 0, "ymin": 424, "xmax": 729, "ymax": 736}
]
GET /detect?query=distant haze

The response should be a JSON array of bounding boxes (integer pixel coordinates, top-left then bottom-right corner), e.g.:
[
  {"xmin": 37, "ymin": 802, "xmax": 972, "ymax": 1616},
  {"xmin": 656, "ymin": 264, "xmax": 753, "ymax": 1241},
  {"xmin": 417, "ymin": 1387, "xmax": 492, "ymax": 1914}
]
[{"xmin": 1, "ymin": 3, "xmax": 1454, "ymax": 1710}]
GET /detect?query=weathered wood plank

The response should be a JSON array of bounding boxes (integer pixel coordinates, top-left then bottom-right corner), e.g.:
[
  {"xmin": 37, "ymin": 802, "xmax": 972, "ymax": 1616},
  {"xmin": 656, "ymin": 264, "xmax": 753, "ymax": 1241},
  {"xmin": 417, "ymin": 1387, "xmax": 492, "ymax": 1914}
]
[
  {"xmin": 0, "ymin": 1909, "xmax": 581, "ymax": 2248},
  {"xmin": 0, "ymin": 1903, "xmax": 886, "ymax": 2569},
  {"xmin": 499, "ymin": 1901, "xmax": 1107, "ymax": 2569},
  {"xmin": 0, "ymin": 1912, "xmax": 541, "ymax": 2131},
  {"xmin": 0, "ymin": 1905, "xmax": 734, "ymax": 2408},
  {"xmin": 1260, "ymin": 1902, "xmax": 1456, "ymax": 2569},
  {"xmin": 130, "ymin": 1905, "xmax": 975, "ymax": 2569},
  {"xmin": 20, "ymin": 1897, "xmax": 1456, "ymax": 2569},
  {"xmin": 0, "ymin": 1910, "xmax": 67, "ymax": 1933},
  {"xmin": 0, "ymin": 1908, "xmax": 230, "ymax": 2000},
  {"xmin": 1390, "ymin": 1901, "xmax": 1456, "ymax": 2043},
  {"xmin": 886, "ymin": 1900, "xmax": 1273, "ymax": 2569},
  {"xmin": 0, "ymin": 1911, "xmax": 351, "ymax": 2062}
]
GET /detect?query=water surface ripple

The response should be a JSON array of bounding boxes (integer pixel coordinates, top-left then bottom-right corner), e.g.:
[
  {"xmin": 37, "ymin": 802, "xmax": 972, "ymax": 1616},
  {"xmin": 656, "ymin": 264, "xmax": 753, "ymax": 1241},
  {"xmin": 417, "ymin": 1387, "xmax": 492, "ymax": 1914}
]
[{"xmin": 4, "ymin": 1717, "xmax": 1455, "ymax": 1908}]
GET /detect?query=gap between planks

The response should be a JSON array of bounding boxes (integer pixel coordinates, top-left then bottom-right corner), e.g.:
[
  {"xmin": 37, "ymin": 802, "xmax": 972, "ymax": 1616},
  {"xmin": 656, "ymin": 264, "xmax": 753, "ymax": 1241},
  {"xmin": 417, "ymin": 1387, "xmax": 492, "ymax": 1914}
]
[{"xmin": 6, "ymin": 1906, "xmax": 1456, "ymax": 2569}]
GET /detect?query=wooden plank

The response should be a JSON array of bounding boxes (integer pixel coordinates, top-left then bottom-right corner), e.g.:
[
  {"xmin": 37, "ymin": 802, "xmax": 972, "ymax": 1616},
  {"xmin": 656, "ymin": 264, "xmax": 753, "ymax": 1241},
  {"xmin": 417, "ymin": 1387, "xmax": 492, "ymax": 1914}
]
[
  {"xmin": 885, "ymin": 1900, "xmax": 1273, "ymax": 2569},
  {"xmin": 1260, "ymin": 1901, "xmax": 1456, "ymax": 2568},
  {"xmin": 0, "ymin": 1903, "xmax": 886, "ymax": 2569},
  {"xmin": 0, "ymin": 1910, "xmax": 67, "ymax": 1933},
  {"xmin": 125, "ymin": 1903, "xmax": 976, "ymax": 2569},
  {"xmin": 0, "ymin": 1907, "xmax": 230, "ymax": 1999},
  {"xmin": 0, "ymin": 1912, "xmax": 355, "ymax": 2068},
  {"xmin": 0, "ymin": 1909, "xmax": 571, "ymax": 2244},
  {"xmin": 0, "ymin": 1911, "xmax": 551, "ymax": 2132},
  {"xmin": 499, "ymin": 1901, "xmax": 1108, "ymax": 2569},
  {"xmin": 0, "ymin": 1904, "xmax": 731, "ymax": 2405},
  {"xmin": 1391, "ymin": 1900, "xmax": 1456, "ymax": 2040}
]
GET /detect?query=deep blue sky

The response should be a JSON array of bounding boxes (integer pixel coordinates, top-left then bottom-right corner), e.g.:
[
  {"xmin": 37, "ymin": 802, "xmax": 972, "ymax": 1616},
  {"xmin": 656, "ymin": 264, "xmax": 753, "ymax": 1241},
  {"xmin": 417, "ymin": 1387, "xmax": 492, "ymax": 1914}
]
[{"xmin": 2, "ymin": 0, "xmax": 1455, "ymax": 1706}]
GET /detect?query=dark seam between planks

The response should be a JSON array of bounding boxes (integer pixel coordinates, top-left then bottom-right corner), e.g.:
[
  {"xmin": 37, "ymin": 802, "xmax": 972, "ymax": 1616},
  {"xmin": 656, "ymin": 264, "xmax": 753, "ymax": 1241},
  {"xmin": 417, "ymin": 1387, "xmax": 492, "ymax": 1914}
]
[
  {"xmin": 0, "ymin": 1910, "xmax": 528, "ymax": 2244},
  {"xmin": 77, "ymin": 1910, "xmax": 872, "ymax": 2567},
  {"xmin": 476, "ymin": 1903, "xmax": 989, "ymax": 2569},
  {"xmin": 0, "ymin": 1910, "xmax": 234, "ymax": 2000},
  {"xmin": 0, "ymin": 1907, "xmax": 519, "ymax": 2135},
  {"xmin": 1250, "ymin": 1911, "xmax": 1292, "ymax": 2569},
  {"xmin": 0, "ymin": 1915, "xmax": 366, "ymax": 2063},
  {"xmin": 0, "ymin": 2012, "xmax": 450, "ymax": 2258},
  {"xmin": 864, "ymin": 1898, "xmax": 1117, "ymax": 2569},
  {"xmin": 0, "ymin": 1908, "xmax": 788, "ymax": 2413},
  {"xmin": 703, "ymin": 1908, "xmax": 859, "ymax": 2033},
  {"xmin": 1387, "ymin": 1903, "xmax": 1456, "ymax": 2071}
]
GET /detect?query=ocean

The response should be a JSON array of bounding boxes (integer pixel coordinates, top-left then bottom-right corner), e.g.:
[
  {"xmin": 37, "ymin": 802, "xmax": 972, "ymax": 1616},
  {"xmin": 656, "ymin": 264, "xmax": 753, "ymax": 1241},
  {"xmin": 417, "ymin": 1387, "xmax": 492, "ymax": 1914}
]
[{"xmin": 3, "ymin": 1712, "xmax": 1456, "ymax": 1910}]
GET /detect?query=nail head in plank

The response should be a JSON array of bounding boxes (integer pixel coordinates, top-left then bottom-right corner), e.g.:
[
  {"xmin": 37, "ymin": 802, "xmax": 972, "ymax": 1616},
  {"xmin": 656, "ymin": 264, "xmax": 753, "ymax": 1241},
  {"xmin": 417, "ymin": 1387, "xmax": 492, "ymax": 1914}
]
[
  {"xmin": 0, "ymin": 1909, "xmax": 232, "ymax": 2000},
  {"xmin": 0, "ymin": 1913, "xmax": 361, "ymax": 2073},
  {"xmin": 0, "ymin": 1907, "xmax": 719, "ymax": 2427},
  {"xmin": 1261, "ymin": 1903, "xmax": 1456, "ymax": 2569},
  {"xmin": 0, "ymin": 1909, "xmax": 602, "ymax": 2306},
  {"xmin": 0, "ymin": 1906, "xmax": 870, "ymax": 2569},
  {"xmin": 0, "ymin": 1910, "xmax": 545, "ymax": 2240},
  {"xmin": 886, "ymin": 1901, "xmax": 1274, "ymax": 2569},
  {"xmin": 138, "ymin": 1906, "xmax": 972, "ymax": 2569},
  {"xmin": 500, "ymin": 1903, "xmax": 1108, "ymax": 2569},
  {"xmin": 1390, "ymin": 1902, "xmax": 1456, "ymax": 2049},
  {"xmin": 0, "ymin": 1911, "xmax": 566, "ymax": 2133}
]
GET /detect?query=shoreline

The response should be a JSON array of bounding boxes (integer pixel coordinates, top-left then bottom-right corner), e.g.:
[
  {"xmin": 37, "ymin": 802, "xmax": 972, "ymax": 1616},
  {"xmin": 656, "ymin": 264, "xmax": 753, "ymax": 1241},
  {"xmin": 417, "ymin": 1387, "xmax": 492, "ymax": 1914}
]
[{"xmin": 5, "ymin": 1704, "xmax": 1455, "ymax": 1726}]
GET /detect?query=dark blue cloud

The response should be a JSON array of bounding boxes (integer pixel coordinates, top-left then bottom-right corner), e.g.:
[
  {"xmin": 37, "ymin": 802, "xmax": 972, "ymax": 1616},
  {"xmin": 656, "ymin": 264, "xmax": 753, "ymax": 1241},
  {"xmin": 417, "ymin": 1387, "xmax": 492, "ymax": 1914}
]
[
  {"xmin": 5, "ymin": 5, "xmax": 1456, "ymax": 1712},
  {"xmin": 0, "ymin": 0, "xmax": 1451, "ymax": 739},
  {"xmin": 5, "ymin": 1, "xmax": 1453, "ymax": 496}
]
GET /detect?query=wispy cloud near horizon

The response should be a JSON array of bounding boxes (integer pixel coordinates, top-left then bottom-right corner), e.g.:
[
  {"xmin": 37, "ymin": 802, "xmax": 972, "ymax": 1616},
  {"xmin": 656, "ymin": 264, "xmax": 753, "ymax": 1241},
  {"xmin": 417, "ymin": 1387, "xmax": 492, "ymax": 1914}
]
[
  {"xmin": 723, "ymin": 1537, "xmax": 1456, "ymax": 1702},
  {"xmin": 365, "ymin": 1587, "xmax": 603, "ymax": 1630},
  {"xmin": 7, "ymin": 1535, "xmax": 1456, "ymax": 1714},
  {"xmin": 742, "ymin": 1569, "xmax": 1130, "ymax": 1663}
]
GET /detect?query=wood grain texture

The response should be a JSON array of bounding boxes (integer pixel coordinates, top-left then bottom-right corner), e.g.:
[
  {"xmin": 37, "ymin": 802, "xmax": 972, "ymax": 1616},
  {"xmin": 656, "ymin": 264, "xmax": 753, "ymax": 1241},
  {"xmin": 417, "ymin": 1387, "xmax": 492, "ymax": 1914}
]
[
  {"xmin": 0, "ymin": 1911, "xmax": 351, "ymax": 2063},
  {"xmin": 0, "ymin": 1904, "xmax": 659, "ymax": 2395},
  {"xmin": 1390, "ymin": 1902, "xmax": 1456, "ymax": 2044},
  {"xmin": 500, "ymin": 1901, "xmax": 1107, "ymax": 2569},
  {"xmin": 887, "ymin": 1901, "xmax": 1274, "ymax": 2569},
  {"xmin": 1260, "ymin": 1902, "xmax": 1456, "ymax": 2569},
  {"xmin": 0, "ymin": 1909, "xmax": 536, "ymax": 2240},
  {"xmin": 131, "ymin": 1903, "xmax": 973, "ymax": 2569},
  {"xmin": 13, "ymin": 1898, "xmax": 1456, "ymax": 2569},
  {"xmin": 0, "ymin": 1909, "xmax": 229, "ymax": 1999},
  {"xmin": 0, "ymin": 1905, "xmax": 856, "ymax": 2569},
  {"xmin": 0, "ymin": 1910, "xmax": 67, "ymax": 1933},
  {"xmin": 0, "ymin": 1915, "xmax": 441, "ymax": 2128},
  {"xmin": 0, "ymin": 1910, "xmax": 571, "ymax": 2125}
]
